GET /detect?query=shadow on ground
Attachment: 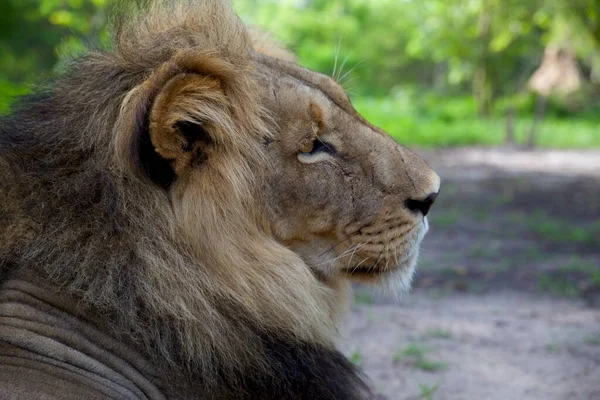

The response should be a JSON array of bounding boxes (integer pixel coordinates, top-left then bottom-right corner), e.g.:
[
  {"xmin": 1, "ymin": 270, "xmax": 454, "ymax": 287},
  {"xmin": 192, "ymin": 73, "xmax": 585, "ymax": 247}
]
[{"xmin": 419, "ymin": 148, "xmax": 600, "ymax": 304}]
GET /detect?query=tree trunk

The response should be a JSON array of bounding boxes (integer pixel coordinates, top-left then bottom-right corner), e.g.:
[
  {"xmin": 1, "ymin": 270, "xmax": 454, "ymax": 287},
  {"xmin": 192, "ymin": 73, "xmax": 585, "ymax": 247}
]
[
  {"xmin": 473, "ymin": 65, "xmax": 493, "ymax": 117},
  {"xmin": 526, "ymin": 95, "xmax": 547, "ymax": 150},
  {"xmin": 433, "ymin": 62, "xmax": 447, "ymax": 92},
  {"xmin": 473, "ymin": 0, "xmax": 493, "ymax": 118},
  {"xmin": 505, "ymin": 106, "xmax": 515, "ymax": 147}
]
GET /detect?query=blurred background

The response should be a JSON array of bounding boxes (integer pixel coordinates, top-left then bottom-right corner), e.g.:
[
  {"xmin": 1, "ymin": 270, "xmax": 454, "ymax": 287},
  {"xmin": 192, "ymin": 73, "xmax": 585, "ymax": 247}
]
[{"xmin": 1, "ymin": 0, "xmax": 599, "ymax": 398}]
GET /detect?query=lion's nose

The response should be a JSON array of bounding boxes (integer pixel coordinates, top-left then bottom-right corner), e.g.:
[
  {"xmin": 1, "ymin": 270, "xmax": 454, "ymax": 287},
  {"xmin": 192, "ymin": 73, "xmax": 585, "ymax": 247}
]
[{"xmin": 405, "ymin": 192, "xmax": 439, "ymax": 217}]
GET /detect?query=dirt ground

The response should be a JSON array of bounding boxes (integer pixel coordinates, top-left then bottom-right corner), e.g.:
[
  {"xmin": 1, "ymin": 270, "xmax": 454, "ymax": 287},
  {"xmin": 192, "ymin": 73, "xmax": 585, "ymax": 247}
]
[{"xmin": 346, "ymin": 148, "xmax": 600, "ymax": 400}]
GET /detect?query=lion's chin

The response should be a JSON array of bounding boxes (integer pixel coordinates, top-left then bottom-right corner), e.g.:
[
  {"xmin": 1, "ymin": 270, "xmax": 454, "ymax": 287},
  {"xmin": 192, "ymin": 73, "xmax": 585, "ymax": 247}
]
[{"xmin": 342, "ymin": 252, "xmax": 419, "ymax": 297}]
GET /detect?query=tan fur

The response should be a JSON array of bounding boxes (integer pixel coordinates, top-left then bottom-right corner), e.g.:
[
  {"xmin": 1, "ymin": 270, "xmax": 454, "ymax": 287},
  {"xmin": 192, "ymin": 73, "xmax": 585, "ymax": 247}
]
[{"xmin": 1, "ymin": 0, "xmax": 440, "ymax": 389}]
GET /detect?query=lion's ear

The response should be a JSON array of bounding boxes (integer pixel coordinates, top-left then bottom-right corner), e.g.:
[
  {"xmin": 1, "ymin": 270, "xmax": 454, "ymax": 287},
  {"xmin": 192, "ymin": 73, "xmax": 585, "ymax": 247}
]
[{"xmin": 138, "ymin": 73, "xmax": 228, "ymax": 189}]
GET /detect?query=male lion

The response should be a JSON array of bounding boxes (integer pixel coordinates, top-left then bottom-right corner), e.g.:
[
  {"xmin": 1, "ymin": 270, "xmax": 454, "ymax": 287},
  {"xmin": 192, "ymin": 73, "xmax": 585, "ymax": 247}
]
[{"xmin": 0, "ymin": 1, "xmax": 440, "ymax": 399}]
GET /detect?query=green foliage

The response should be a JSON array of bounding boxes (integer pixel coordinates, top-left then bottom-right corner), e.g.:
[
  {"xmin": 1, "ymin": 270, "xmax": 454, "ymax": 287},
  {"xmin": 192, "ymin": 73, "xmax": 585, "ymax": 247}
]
[
  {"xmin": 1, "ymin": 0, "xmax": 599, "ymax": 148},
  {"xmin": 0, "ymin": 0, "xmax": 111, "ymax": 114},
  {"xmin": 235, "ymin": 0, "xmax": 600, "ymax": 113},
  {"xmin": 0, "ymin": 79, "xmax": 29, "ymax": 115},
  {"xmin": 353, "ymin": 96, "xmax": 600, "ymax": 148}
]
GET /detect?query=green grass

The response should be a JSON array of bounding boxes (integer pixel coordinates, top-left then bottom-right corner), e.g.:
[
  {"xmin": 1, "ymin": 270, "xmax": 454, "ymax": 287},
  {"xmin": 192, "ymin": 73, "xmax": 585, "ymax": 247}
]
[
  {"xmin": 522, "ymin": 246, "xmax": 546, "ymax": 262},
  {"xmin": 538, "ymin": 274, "xmax": 579, "ymax": 297},
  {"xmin": 426, "ymin": 328, "xmax": 453, "ymax": 339},
  {"xmin": 419, "ymin": 382, "xmax": 441, "ymax": 400},
  {"xmin": 354, "ymin": 292, "xmax": 374, "ymax": 305},
  {"xmin": 349, "ymin": 350, "xmax": 362, "ymax": 365},
  {"xmin": 473, "ymin": 210, "xmax": 489, "ymax": 222},
  {"xmin": 430, "ymin": 209, "xmax": 460, "ymax": 228},
  {"xmin": 533, "ymin": 220, "xmax": 600, "ymax": 245},
  {"xmin": 393, "ymin": 344, "xmax": 448, "ymax": 372},
  {"xmin": 538, "ymin": 259, "xmax": 600, "ymax": 297},
  {"xmin": 415, "ymin": 359, "xmax": 448, "ymax": 372},
  {"xmin": 585, "ymin": 335, "xmax": 600, "ymax": 346},
  {"xmin": 559, "ymin": 260, "xmax": 600, "ymax": 285},
  {"xmin": 398, "ymin": 344, "xmax": 428, "ymax": 359},
  {"xmin": 438, "ymin": 266, "xmax": 467, "ymax": 277},
  {"xmin": 521, "ymin": 211, "xmax": 600, "ymax": 245},
  {"xmin": 354, "ymin": 97, "xmax": 600, "ymax": 149},
  {"xmin": 545, "ymin": 344, "xmax": 560, "ymax": 353},
  {"xmin": 469, "ymin": 243, "xmax": 499, "ymax": 259}
]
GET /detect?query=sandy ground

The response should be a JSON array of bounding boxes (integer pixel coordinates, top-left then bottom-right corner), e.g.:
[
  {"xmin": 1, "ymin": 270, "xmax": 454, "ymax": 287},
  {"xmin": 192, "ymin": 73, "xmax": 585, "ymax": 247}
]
[
  {"xmin": 345, "ymin": 148, "xmax": 600, "ymax": 400},
  {"xmin": 346, "ymin": 292, "xmax": 600, "ymax": 400}
]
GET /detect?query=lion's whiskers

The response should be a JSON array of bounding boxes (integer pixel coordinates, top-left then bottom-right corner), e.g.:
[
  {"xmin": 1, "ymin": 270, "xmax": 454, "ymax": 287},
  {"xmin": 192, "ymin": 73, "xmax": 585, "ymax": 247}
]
[
  {"xmin": 331, "ymin": 36, "xmax": 343, "ymax": 81},
  {"xmin": 316, "ymin": 242, "xmax": 364, "ymax": 267},
  {"xmin": 338, "ymin": 60, "xmax": 365, "ymax": 87},
  {"xmin": 345, "ymin": 241, "xmax": 364, "ymax": 270},
  {"xmin": 317, "ymin": 228, "xmax": 365, "ymax": 257}
]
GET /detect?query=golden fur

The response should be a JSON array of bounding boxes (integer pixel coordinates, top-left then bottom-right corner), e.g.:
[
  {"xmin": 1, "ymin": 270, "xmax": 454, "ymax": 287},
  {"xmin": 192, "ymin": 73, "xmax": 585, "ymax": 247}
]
[{"xmin": 0, "ymin": 0, "xmax": 440, "ymax": 396}]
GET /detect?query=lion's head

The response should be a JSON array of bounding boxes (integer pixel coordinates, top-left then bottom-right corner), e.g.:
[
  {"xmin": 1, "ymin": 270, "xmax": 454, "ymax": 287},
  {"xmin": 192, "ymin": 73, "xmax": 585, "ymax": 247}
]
[
  {"xmin": 0, "ymin": 0, "xmax": 439, "ymax": 397},
  {"xmin": 116, "ymin": 4, "xmax": 440, "ymax": 293},
  {"xmin": 256, "ymin": 55, "xmax": 440, "ymax": 290}
]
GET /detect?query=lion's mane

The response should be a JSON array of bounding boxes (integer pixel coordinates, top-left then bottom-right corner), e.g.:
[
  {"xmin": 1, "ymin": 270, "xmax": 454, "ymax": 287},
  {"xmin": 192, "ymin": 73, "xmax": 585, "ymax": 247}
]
[{"xmin": 0, "ymin": 1, "xmax": 368, "ymax": 398}]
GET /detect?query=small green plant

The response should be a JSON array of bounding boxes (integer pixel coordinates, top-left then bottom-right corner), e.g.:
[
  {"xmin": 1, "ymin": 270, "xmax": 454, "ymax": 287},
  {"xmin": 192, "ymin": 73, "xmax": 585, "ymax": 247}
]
[
  {"xmin": 416, "ymin": 359, "xmax": 448, "ymax": 372},
  {"xmin": 439, "ymin": 266, "xmax": 467, "ymax": 277},
  {"xmin": 469, "ymin": 243, "xmax": 497, "ymax": 259},
  {"xmin": 473, "ymin": 210, "xmax": 488, "ymax": 222},
  {"xmin": 354, "ymin": 292, "xmax": 374, "ymax": 305},
  {"xmin": 523, "ymin": 246, "xmax": 545, "ymax": 262},
  {"xmin": 559, "ymin": 261, "xmax": 600, "ymax": 285},
  {"xmin": 419, "ymin": 382, "xmax": 441, "ymax": 400},
  {"xmin": 450, "ymin": 280, "xmax": 471, "ymax": 293},
  {"xmin": 398, "ymin": 343, "xmax": 427, "ymax": 359},
  {"xmin": 538, "ymin": 260, "xmax": 600, "ymax": 297},
  {"xmin": 545, "ymin": 344, "xmax": 560, "ymax": 353},
  {"xmin": 497, "ymin": 192, "xmax": 514, "ymax": 205},
  {"xmin": 349, "ymin": 350, "xmax": 362, "ymax": 365},
  {"xmin": 507, "ymin": 212, "xmax": 525, "ymax": 224},
  {"xmin": 393, "ymin": 343, "xmax": 447, "ymax": 372},
  {"xmin": 538, "ymin": 274, "xmax": 579, "ymax": 297},
  {"xmin": 427, "ymin": 328, "xmax": 453, "ymax": 339},
  {"xmin": 584, "ymin": 335, "xmax": 600, "ymax": 346},
  {"xmin": 366, "ymin": 310, "xmax": 375, "ymax": 324},
  {"xmin": 526, "ymin": 214, "xmax": 600, "ymax": 245}
]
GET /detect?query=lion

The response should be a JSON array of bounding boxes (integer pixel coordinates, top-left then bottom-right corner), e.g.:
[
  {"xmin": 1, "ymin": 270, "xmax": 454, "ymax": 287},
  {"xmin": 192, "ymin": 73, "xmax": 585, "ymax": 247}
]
[{"xmin": 0, "ymin": 1, "xmax": 440, "ymax": 399}]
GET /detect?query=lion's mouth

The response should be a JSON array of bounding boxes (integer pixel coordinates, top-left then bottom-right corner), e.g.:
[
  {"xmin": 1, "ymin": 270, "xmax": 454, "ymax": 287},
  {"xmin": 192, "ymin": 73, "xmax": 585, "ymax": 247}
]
[
  {"xmin": 342, "ymin": 253, "xmax": 417, "ymax": 280},
  {"xmin": 342, "ymin": 265, "xmax": 386, "ymax": 277}
]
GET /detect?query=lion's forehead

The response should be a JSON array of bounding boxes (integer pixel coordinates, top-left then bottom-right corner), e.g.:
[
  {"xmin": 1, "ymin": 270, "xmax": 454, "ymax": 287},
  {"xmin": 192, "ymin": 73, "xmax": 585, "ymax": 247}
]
[
  {"xmin": 253, "ymin": 55, "xmax": 354, "ymax": 114},
  {"xmin": 252, "ymin": 55, "xmax": 393, "ymax": 143}
]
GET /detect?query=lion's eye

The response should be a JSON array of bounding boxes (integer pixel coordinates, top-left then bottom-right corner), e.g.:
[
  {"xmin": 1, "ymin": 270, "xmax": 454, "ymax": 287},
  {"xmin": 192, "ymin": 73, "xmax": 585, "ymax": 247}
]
[{"xmin": 300, "ymin": 138, "xmax": 336, "ymax": 156}]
